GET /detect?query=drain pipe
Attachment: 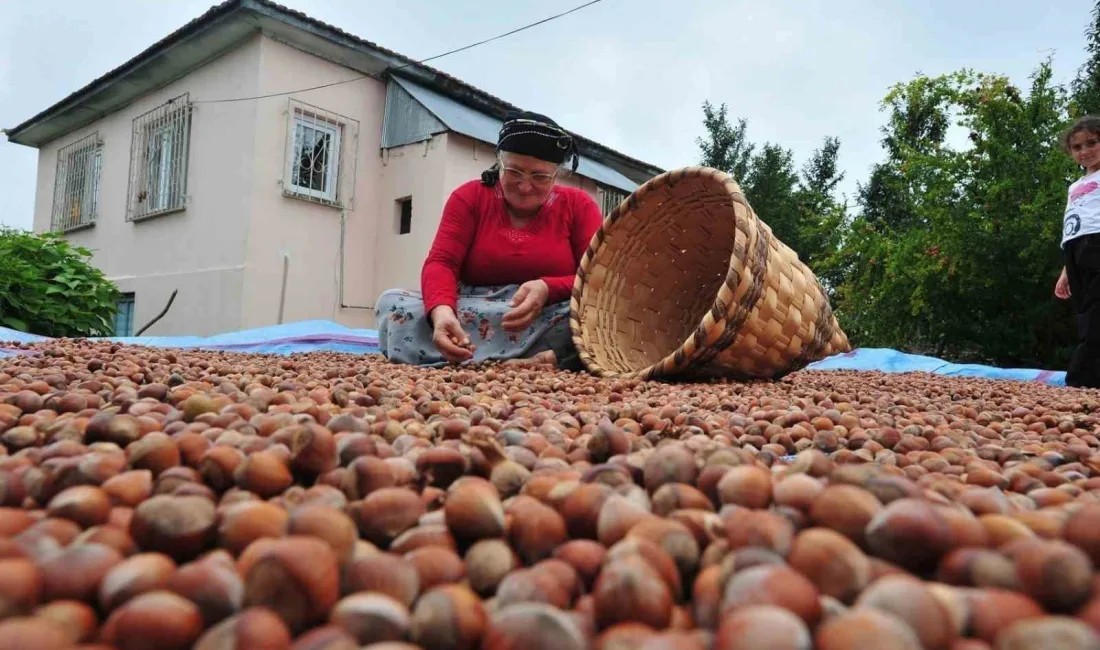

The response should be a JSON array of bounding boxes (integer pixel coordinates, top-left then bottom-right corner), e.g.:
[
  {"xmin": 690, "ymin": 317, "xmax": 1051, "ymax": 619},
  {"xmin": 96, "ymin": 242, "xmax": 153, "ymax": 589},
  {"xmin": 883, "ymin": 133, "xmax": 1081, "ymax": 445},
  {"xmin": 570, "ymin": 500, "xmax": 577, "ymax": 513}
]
[{"xmin": 277, "ymin": 253, "xmax": 289, "ymax": 325}]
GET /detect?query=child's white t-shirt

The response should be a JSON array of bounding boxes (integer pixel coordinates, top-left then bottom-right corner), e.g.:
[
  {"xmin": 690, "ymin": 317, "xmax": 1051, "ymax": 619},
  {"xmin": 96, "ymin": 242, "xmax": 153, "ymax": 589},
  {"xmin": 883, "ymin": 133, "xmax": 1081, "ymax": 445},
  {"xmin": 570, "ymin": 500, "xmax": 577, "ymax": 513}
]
[{"xmin": 1063, "ymin": 169, "xmax": 1100, "ymax": 248}]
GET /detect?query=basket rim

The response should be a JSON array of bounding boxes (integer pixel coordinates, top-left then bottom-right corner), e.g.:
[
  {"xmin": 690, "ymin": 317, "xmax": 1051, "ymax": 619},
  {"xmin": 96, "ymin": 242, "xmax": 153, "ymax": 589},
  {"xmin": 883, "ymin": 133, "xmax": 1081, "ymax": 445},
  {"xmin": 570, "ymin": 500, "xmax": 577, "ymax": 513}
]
[{"xmin": 567, "ymin": 165, "xmax": 844, "ymax": 380}]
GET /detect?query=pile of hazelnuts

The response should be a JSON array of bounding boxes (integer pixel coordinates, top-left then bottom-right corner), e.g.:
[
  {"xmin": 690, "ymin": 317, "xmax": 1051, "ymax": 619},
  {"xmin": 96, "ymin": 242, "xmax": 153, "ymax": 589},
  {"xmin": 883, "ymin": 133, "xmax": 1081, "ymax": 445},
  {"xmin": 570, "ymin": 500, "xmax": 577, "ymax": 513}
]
[{"xmin": 0, "ymin": 338, "xmax": 1099, "ymax": 649}]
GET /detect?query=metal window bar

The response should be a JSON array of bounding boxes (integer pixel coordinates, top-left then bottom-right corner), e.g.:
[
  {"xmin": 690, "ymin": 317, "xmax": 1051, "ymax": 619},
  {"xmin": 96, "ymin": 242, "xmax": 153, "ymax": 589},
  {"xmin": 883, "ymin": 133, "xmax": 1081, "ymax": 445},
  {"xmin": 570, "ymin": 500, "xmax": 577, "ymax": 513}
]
[
  {"xmin": 600, "ymin": 187, "xmax": 627, "ymax": 217},
  {"xmin": 282, "ymin": 99, "xmax": 359, "ymax": 210},
  {"xmin": 127, "ymin": 93, "xmax": 193, "ymax": 222},
  {"xmin": 51, "ymin": 132, "xmax": 103, "ymax": 232}
]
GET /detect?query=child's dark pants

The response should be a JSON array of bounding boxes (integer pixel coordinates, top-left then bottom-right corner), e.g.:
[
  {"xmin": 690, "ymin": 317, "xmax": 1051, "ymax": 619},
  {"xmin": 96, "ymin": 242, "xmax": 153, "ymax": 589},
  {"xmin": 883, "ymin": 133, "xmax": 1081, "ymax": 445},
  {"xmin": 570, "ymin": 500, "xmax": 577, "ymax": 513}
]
[{"xmin": 1065, "ymin": 233, "xmax": 1100, "ymax": 388}]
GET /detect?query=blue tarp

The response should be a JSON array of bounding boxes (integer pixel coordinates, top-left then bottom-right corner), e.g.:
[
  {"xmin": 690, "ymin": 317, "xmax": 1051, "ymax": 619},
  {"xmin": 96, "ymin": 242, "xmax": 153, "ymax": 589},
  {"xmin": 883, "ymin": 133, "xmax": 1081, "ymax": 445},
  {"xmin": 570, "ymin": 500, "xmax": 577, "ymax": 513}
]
[
  {"xmin": 0, "ymin": 321, "xmax": 1068, "ymax": 386},
  {"xmin": 804, "ymin": 347, "xmax": 1066, "ymax": 387},
  {"xmin": 0, "ymin": 320, "xmax": 379, "ymax": 358}
]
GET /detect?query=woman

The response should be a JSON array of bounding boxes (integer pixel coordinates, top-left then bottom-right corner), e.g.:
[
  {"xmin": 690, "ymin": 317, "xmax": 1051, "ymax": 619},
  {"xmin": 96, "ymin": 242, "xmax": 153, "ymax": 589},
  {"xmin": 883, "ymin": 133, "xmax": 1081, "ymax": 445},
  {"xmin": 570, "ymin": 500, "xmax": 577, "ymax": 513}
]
[{"xmin": 375, "ymin": 110, "xmax": 604, "ymax": 369}]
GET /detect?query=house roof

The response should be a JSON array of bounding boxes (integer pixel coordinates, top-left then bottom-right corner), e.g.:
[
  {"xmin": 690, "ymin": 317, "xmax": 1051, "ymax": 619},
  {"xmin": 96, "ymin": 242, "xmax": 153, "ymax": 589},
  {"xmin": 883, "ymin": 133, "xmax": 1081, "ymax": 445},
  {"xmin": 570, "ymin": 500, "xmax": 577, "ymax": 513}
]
[
  {"xmin": 391, "ymin": 76, "xmax": 639, "ymax": 193},
  {"xmin": 3, "ymin": 0, "xmax": 664, "ymax": 183}
]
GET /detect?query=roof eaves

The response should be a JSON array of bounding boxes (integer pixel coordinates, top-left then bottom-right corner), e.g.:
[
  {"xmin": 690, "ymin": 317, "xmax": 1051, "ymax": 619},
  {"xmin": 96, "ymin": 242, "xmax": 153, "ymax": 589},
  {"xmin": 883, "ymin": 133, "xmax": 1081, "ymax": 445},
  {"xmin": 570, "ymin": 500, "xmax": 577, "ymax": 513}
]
[
  {"xmin": 4, "ymin": 0, "xmax": 247, "ymax": 145},
  {"xmin": 5, "ymin": 0, "xmax": 665, "ymax": 177}
]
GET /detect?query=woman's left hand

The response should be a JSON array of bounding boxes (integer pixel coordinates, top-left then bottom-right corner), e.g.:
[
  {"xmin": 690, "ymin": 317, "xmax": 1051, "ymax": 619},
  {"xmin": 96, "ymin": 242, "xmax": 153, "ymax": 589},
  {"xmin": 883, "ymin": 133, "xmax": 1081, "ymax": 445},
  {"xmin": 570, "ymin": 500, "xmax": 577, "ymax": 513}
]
[{"xmin": 503, "ymin": 280, "xmax": 550, "ymax": 332}]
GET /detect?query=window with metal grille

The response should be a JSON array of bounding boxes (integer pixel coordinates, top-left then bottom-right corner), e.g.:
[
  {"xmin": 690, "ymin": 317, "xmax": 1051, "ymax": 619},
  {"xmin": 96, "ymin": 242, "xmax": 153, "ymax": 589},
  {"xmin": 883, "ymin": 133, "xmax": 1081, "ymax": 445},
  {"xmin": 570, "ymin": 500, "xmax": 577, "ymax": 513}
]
[
  {"xmin": 283, "ymin": 102, "xmax": 349, "ymax": 205},
  {"xmin": 114, "ymin": 293, "xmax": 135, "ymax": 337},
  {"xmin": 599, "ymin": 186, "xmax": 628, "ymax": 217},
  {"xmin": 396, "ymin": 197, "xmax": 412, "ymax": 235},
  {"xmin": 127, "ymin": 94, "xmax": 192, "ymax": 221},
  {"xmin": 51, "ymin": 133, "xmax": 103, "ymax": 232}
]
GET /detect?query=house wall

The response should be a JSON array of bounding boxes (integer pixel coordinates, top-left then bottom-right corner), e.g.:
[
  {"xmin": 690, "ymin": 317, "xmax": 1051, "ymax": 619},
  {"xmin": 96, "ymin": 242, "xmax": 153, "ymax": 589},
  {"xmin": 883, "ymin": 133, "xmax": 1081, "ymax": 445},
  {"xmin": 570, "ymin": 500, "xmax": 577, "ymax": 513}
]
[
  {"xmin": 30, "ymin": 34, "xmax": 264, "ymax": 336},
  {"xmin": 238, "ymin": 35, "xmax": 386, "ymax": 331},
  {"xmin": 372, "ymin": 133, "xmax": 452, "ymax": 324}
]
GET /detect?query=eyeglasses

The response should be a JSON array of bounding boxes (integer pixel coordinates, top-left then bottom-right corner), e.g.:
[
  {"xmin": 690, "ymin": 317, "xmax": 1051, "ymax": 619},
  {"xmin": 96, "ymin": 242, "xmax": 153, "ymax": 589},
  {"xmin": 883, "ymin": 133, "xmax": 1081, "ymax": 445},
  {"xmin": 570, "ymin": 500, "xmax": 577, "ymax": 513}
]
[{"xmin": 499, "ymin": 162, "xmax": 557, "ymax": 187}]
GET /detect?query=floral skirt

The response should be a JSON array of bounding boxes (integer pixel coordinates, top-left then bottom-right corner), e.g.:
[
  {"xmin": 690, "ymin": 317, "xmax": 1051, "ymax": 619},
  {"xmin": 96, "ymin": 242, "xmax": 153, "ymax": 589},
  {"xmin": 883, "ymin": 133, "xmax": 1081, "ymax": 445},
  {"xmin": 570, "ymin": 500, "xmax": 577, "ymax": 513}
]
[{"xmin": 374, "ymin": 284, "xmax": 580, "ymax": 369}]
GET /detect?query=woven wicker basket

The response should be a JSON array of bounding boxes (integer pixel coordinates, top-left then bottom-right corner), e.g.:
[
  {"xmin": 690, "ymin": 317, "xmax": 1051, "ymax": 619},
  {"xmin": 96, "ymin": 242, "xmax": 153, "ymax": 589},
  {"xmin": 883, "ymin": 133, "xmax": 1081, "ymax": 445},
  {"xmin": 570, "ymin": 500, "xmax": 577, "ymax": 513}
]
[{"xmin": 569, "ymin": 166, "xmax": 850, "ymax": 381}]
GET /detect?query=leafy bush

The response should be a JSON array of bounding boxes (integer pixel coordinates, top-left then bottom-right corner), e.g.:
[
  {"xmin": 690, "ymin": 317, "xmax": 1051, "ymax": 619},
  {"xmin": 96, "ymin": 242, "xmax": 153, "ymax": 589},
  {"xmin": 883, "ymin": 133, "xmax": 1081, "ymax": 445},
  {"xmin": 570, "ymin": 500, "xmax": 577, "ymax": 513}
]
[{"xmin": 0, "ymin": 228, "xmax": 121, "ymax": 337}]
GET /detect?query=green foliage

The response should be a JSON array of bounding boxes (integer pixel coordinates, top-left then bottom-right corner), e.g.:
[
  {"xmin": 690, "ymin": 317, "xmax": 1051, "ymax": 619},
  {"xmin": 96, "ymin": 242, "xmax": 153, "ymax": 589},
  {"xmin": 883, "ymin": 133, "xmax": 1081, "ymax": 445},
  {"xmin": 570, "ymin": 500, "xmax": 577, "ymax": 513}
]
[
  {"xmin": 695, "ymin": 0, "xmax": 1100, "ymax": 369},
  {"xmin": 821, "ymin": 62, "xmax": 1079, "ymax": 366},
  {"xmin": 0, "ymin": 228, "xmax": 121, "ymax": 337},
  {"xmin": 1072, "ymin": 2, "xmax": 1100, "ymax": 116},
  {"xmin": 695, "ymin": 104, "xmax": 848, "ymax": 278}
]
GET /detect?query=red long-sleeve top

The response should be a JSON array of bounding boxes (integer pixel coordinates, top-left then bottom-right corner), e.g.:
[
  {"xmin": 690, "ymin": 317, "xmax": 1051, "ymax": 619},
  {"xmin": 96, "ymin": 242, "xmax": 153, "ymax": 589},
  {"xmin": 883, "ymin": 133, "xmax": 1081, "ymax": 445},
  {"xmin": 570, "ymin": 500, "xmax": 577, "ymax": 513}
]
[{"xmin": 420, "ymin": 179, "xmax": 604, "ymax": 317}]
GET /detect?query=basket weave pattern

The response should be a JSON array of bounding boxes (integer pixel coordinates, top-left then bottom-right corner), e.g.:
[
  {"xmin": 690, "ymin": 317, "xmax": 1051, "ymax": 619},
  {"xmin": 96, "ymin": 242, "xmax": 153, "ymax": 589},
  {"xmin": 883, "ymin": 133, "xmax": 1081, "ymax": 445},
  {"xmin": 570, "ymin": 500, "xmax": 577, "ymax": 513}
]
[{"xmin": 569, "ymin": 166, "xmax": 851, "ymax": 381}]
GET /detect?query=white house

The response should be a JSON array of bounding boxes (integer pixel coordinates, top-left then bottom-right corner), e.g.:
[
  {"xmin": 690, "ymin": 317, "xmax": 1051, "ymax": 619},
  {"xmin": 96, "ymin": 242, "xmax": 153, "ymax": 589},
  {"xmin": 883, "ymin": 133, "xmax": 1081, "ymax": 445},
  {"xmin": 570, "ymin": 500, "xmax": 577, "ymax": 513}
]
[{"xmin": 3, "ymin": 0, "xmax": 662, "ymax": 336}]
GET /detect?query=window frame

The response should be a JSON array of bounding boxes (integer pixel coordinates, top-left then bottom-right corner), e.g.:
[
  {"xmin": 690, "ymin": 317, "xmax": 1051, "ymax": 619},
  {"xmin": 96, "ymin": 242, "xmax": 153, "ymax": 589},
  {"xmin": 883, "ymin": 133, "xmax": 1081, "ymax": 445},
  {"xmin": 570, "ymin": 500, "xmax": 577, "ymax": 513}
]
[
  {"xmin": 396, "ymin": 196, "xmax": 412, "ymax": 235},
  {"xmin": 284, "ymin": 104, "xmax": 344, "ymax": 205},
  {"xmin": 126, "ymin": 93, "xmax": 193, "ymax": 222},
  {"xmin": 51, "ymin": 132, "xmax": 103, "ymax": 233}
]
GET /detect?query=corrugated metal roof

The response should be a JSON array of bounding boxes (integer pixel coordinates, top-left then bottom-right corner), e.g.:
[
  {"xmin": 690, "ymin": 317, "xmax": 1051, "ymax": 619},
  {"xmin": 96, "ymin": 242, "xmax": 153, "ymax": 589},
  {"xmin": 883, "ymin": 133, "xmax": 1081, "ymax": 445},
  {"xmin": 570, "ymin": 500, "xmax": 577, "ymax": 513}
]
[{"xmin": 392, "ymin": 76, "xmax": 638, "ymax": 194}]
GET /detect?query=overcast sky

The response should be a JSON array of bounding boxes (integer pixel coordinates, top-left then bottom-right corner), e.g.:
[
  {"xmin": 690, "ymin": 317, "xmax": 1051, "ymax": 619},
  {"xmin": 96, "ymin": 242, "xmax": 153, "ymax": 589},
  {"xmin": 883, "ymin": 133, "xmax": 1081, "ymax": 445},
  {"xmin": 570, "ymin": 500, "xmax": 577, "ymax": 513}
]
[{"xmin": 1, "ymin": 0, "xmax": 1095, "ymax": 231}]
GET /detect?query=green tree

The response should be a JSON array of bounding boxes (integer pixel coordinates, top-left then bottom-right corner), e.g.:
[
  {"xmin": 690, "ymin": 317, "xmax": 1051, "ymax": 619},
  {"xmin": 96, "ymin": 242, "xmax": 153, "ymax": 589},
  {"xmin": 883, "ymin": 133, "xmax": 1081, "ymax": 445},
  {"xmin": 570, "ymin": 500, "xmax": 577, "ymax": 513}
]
[
  {"xmin": 0, "ymin": 228, "xmax": 121, "ymax": 337},
  {"xmin": 1072, "ymin": 1, "xmax": 1100, "ymax": 116},
  {"xmin": 826, "ymin": 62, "xmax": 1078, "ymax": 365},
  {"xmin": 695, "ymin": 104, "xmax": 848, "ymax": 274},
  {"xmin": 696, "ymin": 101, "xmax": 754, "ymax": 181}
]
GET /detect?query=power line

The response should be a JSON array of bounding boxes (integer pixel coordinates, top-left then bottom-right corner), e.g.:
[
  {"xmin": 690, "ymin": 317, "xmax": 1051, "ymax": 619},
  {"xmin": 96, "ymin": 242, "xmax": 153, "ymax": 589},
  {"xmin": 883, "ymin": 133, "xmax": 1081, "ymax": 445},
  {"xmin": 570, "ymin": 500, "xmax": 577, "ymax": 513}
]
[{"xmin": 193, "ymin": 0, "xmax": 607, "ymax": 104}]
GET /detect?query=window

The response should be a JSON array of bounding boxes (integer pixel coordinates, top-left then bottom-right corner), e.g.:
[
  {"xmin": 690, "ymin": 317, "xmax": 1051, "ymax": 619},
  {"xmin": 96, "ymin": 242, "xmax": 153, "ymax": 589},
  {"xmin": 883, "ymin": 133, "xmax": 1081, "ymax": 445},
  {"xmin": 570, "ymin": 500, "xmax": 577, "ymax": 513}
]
[
  {"xmin": 127, "ymin": 93, "xmax": 192, "ymax": 221},
  {"xmin": 283, "ymin": 104, "xmax": 348, "ymax": 204},
  {"xmin": 51, "ymin": 133, "xmax": 103, "ymax": 232},
  {"xmin": 396, "ymin": 197, "xmax": 412, "ymax": 235},
  {"xmin": 599, "ymin": 186, "xmax": 628, "ymax": 217},
  {"xmin": 114, "ymin": 293, "xmax": 135, "ymax": 337}
]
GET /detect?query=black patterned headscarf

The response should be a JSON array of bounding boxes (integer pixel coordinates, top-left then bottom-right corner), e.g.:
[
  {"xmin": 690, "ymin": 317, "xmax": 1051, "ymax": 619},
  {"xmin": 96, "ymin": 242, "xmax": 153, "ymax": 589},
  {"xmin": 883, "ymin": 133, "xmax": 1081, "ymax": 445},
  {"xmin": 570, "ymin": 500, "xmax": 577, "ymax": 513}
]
[{"xmin": 481, "ymin": 111, "xmax": 580, "ymax": 186}]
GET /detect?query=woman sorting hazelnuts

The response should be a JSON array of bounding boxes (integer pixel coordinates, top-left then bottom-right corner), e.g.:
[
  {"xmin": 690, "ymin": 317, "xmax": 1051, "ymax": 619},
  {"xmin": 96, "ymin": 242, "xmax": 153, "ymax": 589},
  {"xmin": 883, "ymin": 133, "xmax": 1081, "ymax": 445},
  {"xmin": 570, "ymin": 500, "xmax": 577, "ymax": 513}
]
[{"xmin": 375, "ymin": 111, "xmax": 603, "ymax": 369}]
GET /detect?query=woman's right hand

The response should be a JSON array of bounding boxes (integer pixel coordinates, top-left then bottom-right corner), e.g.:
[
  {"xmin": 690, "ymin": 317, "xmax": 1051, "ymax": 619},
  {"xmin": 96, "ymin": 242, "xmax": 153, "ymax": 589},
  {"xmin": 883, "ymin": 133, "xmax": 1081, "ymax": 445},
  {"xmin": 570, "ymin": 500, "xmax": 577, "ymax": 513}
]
[
  {"xmin": 1056, "ymin": 267, "xmax": 1071, "ymax": 300},
  {"xmin": 430, "ymin": 306, "xmax": 474, "ymax": 363}
]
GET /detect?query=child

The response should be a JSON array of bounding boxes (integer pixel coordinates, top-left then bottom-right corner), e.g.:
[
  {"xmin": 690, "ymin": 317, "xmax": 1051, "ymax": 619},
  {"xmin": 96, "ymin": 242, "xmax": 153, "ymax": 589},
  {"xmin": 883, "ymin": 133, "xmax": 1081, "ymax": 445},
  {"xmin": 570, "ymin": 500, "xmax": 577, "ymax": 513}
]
[{"xmin": 1057, "ymin": 115, "xmax": 1100, "ymax": 388}]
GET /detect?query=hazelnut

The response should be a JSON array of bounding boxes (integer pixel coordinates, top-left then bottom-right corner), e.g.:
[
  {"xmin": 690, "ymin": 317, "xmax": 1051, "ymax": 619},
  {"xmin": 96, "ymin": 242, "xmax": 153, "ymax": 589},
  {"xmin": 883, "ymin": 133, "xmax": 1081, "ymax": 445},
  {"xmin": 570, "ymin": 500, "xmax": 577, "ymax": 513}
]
[
  {"xmin": 721, "ymin": 564, "xmax": 821, "ymax": 628},
  {"xmin": 0, "ymin": 558, "xmax": 41, "ymax": 618},
  {"xmin": 32, "ymin": 599, "xmax": 98, "ymax": 643},
  {"xmin": 409, "ymin": 584, "xmax": 487, "ymax": 650},
  {"xmin": 287, "ymin": 504, "xmax": 357, "ymax": 563},
  {"xmin": 714, "ymin": 604, "xmax": 812, "ymax": 650},
  {"xmin": 465, "ymin": 538, "xmax": 521, "ymax": 597},
  {"xmin": 46, "ymin": 485, "xmax": 111, "ymax": 529},
  {"xmin": 865, "ymin": 498, "xmax": 953, "ymax": 575},
  {"xmin": 289, "ymin": 624, "xmax": 359, "ymax": 650},
  {"xmin": 349, "ymin": 487, "xmax": 425, "ymax": 547},
  {"xmin": 341, "ymin": 551, "xmax": 420, "ymax": 606},
  {"xmin": 389, "ymin": 524, "xmax": 458, "ymax": 555},
  {"xmin": 98, "ymin": 551, "xmax": 177, "ymax": 612},
  {"xmin": 814, "ymin": 608, "xmax": 923, "ymax": 650},
  {"xmin": 192, "ymin": 606, "xmax": 292, "ymax": 650},
  {"xmin": 809, "ymin": 484, "xmax": 883, "ymax": 547},
  {"xmin": 217, "ymin": 501, "xmax": 289, "ymax": 556},
  {"xmin": 786, "ymin": 527, "xmax": 870, "ymax": 604},
  {"xmin": 166, "ymin": 556, "xmax": 244, "ymax": 626},
  {"xmin": 593, "ymin": 555, "xmax": 674, "ymax": 630},
  {"xmin": 994, "ymin": 616, "xmax": 1100, "ymax": 650},
  {"xmin": 99, "ymin": 590, "xmax": 204, "ymax": 650},
  {"xmin": 39, "ymin": 542, "xmax": 122, "ymax": 602},
  {"xmin": 0, "ymin": 617, "xmax": 75, "ymax": 650},
  {"xmin": 330, "ymin": 592, "xmax": 411, "ymax": 644},
  {"xmin": 854, "ymin": 575, "xmax": 957, "ymax": 650},
  {"xmin": 507, "ymin": 496, "xmax": 568, "ymax": 565},
  {"xmin": 715, "ymin": 466, "xmax": 772, "ymax": 509},
  {"xmin": 483, "ymin": 602, "xmax": 589, "ymax": 650},
  {"xmin": 1003, "ymin": 539, "xmax": 1094, "ymax": 612},
  {"xmin": 405, "ymin": 546, "xmax": 466, "ymax": 591},
  {"xmin": 130, "ymin": 495, "xmax": 216, "ymax": 562},
  {"xmin": 233, "ymin": 450, "xmax": 293, "ymax": 498},
  {"xmin": 553, "ymin": 539, "xmax": 607, "ymax": 590},
  {"xmin": 241, "ymin": 536, "xmax": 339, "ymax": 634},
  {"xmin": 445, "ymin": 480, "xmax": 506, "ymax": 542}
]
